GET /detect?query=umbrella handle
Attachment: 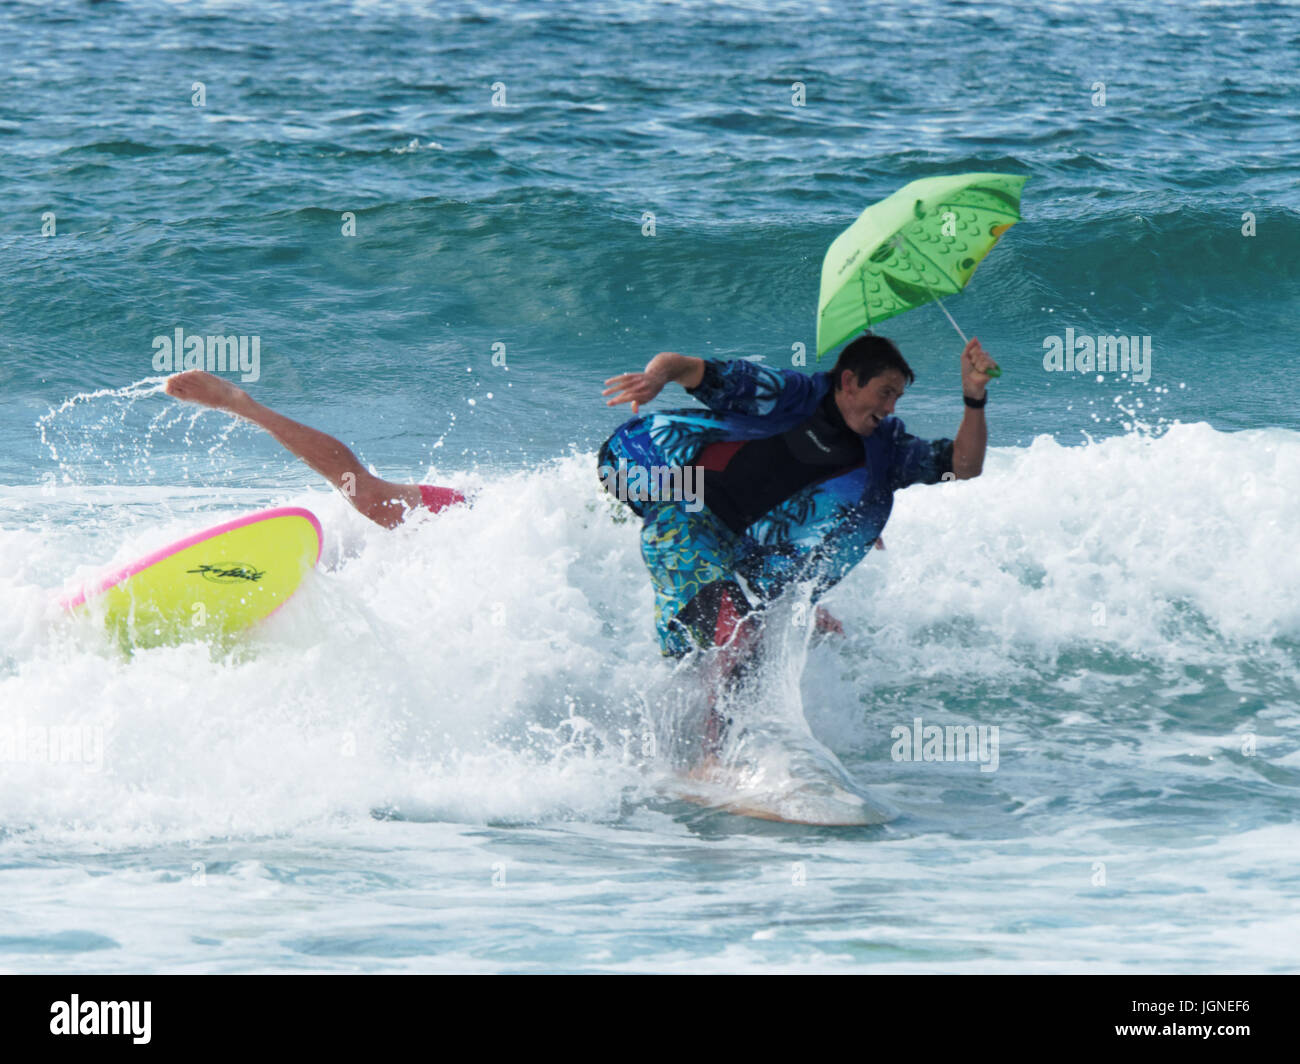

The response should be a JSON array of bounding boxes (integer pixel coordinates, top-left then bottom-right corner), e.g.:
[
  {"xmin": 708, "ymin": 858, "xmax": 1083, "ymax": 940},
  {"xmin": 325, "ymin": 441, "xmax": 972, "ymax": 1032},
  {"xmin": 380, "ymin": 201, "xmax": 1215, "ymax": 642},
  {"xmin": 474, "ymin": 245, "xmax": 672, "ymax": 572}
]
[{"xmin": 932, "ymin": 294, "xmax": 1003, "ymax": 379}]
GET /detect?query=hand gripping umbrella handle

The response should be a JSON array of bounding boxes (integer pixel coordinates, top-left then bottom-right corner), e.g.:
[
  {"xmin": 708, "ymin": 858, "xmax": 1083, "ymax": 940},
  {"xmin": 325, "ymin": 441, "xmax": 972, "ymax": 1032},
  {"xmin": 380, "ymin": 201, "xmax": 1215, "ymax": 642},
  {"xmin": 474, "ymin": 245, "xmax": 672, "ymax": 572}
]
[{"xmin": 929, "ymin": 290, "xmax": 1002, "ymax": 378}]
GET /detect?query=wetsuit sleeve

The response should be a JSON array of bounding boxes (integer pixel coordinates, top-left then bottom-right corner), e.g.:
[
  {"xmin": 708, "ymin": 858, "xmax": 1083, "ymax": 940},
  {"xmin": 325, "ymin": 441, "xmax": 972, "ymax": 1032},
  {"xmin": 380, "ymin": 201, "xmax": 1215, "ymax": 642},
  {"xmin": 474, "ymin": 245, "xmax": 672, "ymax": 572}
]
[
  {"xmin": 886, "ymin": 420, "xmax": 955, "ymax": 490},
  {"xmin": 685, "ymin": 358, "xmax": 820, "ymax": 418}
]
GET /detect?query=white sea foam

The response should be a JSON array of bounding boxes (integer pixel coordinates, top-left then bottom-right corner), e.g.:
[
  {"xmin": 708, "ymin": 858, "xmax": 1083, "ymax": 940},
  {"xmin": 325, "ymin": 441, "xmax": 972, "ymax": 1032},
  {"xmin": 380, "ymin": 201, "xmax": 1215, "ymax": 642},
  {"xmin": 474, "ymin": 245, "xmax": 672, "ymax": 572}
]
[{"xmin": 1, "ymin": 422, "xmax": 1297, "ymax": 847}]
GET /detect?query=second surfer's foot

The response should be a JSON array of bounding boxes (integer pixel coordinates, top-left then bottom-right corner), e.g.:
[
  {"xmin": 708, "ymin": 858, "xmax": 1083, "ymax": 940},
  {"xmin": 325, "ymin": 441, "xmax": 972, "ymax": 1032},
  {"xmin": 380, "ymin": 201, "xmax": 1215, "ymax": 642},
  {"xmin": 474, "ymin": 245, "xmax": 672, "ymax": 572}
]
[
  {"xmin": 164, "ymin": 370, "xmax": 252, "ymax": 415},
  {"xmin": 685, "ymin": 753, "xmax": 723, "ymax": 782},
  {"xmin": 702, "ymin": 705, "xmax": 731, "ymax": 759}
]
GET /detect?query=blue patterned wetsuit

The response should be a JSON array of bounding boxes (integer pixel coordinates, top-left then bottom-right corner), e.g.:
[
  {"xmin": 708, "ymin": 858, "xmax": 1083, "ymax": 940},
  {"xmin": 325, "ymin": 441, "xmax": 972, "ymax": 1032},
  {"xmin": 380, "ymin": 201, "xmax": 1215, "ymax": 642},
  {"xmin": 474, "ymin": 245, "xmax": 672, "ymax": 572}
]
[{"xmin": 598, "ymin": 358, "xmax": 953, "ymax": 656}]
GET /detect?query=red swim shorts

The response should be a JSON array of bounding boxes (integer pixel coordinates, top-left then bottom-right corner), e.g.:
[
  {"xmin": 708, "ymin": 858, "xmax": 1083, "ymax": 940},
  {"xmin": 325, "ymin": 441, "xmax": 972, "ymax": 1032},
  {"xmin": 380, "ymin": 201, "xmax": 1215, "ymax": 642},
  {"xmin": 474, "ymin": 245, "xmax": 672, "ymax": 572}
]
[{"xmin": 418, "ymin": 484, "xmax": 466, "ymax": 514}]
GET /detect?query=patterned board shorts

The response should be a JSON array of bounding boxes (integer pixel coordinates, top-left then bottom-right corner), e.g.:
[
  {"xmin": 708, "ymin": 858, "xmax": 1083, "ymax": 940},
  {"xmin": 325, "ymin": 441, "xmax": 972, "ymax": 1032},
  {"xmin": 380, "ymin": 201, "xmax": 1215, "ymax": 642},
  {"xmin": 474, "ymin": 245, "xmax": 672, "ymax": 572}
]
[
  {"xmin": 598, "ymin": 436, "xmax": 754, "ymax": 657},
  {"xmin": 637, "ymin": 498, "xmax": 748, "ymax": 657}
]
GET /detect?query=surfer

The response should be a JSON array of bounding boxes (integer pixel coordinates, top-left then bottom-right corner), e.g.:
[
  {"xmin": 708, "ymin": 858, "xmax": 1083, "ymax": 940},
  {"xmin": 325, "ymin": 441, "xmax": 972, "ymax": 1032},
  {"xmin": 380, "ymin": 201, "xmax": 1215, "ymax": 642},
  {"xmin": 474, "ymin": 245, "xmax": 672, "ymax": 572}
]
[
  {"xmin": 163, "ymin": 370, "xmax": 464, "ymax": 527},
  {"xmin": 599, "ymin": 333, "xmax": 996, "ymax": 669}
]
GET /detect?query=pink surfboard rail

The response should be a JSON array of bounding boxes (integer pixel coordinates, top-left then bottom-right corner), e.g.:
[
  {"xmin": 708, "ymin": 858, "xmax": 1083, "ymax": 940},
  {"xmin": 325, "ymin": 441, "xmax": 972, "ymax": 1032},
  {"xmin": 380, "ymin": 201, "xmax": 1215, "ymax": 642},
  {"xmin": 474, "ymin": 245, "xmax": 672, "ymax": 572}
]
[{"xmin": 58, "ymin": 506, "xmax": 323, "ymax": 612}]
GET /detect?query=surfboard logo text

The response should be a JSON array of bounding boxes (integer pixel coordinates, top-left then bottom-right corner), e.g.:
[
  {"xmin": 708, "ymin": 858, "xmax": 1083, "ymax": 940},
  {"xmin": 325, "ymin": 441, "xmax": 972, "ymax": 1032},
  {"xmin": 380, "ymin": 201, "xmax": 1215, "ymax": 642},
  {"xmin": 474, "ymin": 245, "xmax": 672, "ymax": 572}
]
[{"xmin": 188, "ymin": 563, "xmax": 266, "ymax": 583}]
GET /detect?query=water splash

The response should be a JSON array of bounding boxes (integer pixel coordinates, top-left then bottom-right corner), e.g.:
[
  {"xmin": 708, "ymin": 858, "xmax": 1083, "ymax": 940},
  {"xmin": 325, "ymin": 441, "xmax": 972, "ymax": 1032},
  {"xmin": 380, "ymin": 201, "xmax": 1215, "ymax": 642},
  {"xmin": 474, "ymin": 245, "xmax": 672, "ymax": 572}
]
[{"xmin": 36, "ymin": 376, "xmax": 251, "ymax": 487}]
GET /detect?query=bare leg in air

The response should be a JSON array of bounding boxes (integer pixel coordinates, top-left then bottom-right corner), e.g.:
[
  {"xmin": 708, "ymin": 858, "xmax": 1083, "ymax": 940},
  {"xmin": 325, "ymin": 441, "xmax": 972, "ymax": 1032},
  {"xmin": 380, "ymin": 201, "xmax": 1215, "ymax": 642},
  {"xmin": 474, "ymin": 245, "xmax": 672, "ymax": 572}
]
[{"xmin": 163, "ymin": 370, "xmax": 462, "ymax": 528}]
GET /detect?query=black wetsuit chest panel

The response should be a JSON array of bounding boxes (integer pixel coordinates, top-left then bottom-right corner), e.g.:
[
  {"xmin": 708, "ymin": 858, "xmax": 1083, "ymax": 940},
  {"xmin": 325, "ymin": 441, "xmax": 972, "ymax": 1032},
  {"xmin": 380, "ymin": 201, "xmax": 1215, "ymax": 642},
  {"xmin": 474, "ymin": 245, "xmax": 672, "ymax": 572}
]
[{"xmin": 699, "ymin": 392, "xmax": 864, "ymax": 534}]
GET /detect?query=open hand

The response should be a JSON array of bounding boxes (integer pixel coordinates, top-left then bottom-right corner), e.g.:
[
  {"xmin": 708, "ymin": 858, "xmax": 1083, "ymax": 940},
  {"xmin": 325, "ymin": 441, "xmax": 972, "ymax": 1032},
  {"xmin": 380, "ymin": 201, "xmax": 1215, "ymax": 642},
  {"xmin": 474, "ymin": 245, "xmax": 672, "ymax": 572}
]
[
  {"xmin": 603, "ymin": 354, "xmax": 685, "ymax": 414},
  {"xmin": 601, "ymin": 370, "xmax": 667, "ymax": 415}
]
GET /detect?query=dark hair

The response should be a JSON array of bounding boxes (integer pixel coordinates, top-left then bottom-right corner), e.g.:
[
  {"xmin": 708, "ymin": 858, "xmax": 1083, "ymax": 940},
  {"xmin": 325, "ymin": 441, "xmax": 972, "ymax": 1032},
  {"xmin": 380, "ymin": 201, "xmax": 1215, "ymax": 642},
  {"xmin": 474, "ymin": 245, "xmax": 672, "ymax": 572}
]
[{"xmin": 831, "ymin": 333, "xmax": 915, "ymax": 390}]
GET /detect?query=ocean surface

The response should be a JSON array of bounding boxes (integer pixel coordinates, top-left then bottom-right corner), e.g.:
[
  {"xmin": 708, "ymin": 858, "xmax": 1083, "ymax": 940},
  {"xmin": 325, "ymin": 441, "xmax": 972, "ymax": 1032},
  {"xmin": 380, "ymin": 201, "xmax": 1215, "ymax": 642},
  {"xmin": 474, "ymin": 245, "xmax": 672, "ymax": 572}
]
[{"xmin": 2, "ymin": 0, "xmax": 1299, "ymax": 973}]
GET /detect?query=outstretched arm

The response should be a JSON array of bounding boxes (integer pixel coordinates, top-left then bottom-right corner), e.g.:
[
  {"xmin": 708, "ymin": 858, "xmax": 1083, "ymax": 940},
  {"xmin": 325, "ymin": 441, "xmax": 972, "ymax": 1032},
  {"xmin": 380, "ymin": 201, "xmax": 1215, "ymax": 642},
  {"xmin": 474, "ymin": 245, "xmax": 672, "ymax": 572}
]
[
  {"xmin": 952, "ymin": 337, "xmax": 998, "ymax": 480},
  {"xmin": 602, "ymin": 352, "xmax": 705, "ymax": 414},
  {"xmin": 165, "ymin": 370, "xmax": 428, "ymax": 528}
]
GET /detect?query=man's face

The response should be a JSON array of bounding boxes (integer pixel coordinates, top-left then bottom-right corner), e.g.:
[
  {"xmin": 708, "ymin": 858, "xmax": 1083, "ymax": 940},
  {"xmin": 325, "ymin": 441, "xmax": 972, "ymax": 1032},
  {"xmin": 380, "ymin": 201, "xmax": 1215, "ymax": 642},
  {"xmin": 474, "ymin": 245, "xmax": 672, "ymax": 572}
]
[{"xmin": 835, "ymin": 368, "xmax": 906, "ymax": 436}]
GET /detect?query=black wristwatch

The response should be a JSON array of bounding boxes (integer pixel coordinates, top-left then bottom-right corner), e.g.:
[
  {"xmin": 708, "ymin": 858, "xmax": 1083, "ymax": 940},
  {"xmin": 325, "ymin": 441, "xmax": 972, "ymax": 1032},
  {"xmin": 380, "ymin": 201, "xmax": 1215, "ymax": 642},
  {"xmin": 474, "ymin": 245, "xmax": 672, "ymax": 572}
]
[{"xmin": 963, "ymin": 393, "xmax": 988, "ymax": 409}]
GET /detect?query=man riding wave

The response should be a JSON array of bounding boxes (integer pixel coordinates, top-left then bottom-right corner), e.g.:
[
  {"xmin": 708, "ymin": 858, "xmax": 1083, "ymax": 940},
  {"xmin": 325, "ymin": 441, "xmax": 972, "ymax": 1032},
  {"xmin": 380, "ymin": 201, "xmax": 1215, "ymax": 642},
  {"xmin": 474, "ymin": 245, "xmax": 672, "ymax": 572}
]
[{"xmin": 599, "ymin": 333, "xmax": 996, "ymax": 661}]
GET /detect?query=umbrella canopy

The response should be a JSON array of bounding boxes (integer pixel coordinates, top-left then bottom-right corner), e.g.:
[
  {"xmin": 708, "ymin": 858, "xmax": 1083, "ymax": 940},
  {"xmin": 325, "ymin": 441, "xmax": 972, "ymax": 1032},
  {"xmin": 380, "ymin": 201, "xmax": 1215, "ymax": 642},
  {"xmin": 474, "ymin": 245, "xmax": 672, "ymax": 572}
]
[{"xmin": 816, "ymin": 172, "xmax": 1027, "ymax": 359}]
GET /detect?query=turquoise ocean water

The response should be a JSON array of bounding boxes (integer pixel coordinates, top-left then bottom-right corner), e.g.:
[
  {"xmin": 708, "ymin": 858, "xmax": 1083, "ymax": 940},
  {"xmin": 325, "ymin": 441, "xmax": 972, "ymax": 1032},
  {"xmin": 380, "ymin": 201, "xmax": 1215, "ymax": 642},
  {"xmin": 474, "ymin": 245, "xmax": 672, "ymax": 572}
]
[{"xmin": 2, "ymin": 0, "xmax": 1299, "ymax": 972}]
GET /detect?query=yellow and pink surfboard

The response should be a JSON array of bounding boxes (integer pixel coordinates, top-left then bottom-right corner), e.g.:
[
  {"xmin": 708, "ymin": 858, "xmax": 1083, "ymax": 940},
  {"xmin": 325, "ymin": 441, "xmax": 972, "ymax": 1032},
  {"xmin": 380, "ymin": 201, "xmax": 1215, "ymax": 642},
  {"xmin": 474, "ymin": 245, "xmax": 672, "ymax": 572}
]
[{"xmin": 59, "ymin": 506, "xmax": 322, "ymax": 648}]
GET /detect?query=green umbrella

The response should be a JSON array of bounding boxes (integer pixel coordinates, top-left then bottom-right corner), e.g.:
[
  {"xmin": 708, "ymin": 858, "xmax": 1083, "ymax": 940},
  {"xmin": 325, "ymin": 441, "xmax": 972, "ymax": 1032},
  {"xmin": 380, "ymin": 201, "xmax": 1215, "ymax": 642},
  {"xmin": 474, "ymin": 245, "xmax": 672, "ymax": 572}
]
[{"xmin": 816, "ymin": 172, "xmax": 1028, "ymax": 366}]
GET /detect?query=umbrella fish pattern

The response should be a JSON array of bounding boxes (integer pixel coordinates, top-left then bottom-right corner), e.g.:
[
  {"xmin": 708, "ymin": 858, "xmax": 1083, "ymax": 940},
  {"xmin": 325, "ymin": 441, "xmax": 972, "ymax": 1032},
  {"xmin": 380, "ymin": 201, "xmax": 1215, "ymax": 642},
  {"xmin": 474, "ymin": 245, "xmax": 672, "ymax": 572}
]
[{"xmin": 817, "ymin": 173, "xmax": 1028, "ymax": 358}]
